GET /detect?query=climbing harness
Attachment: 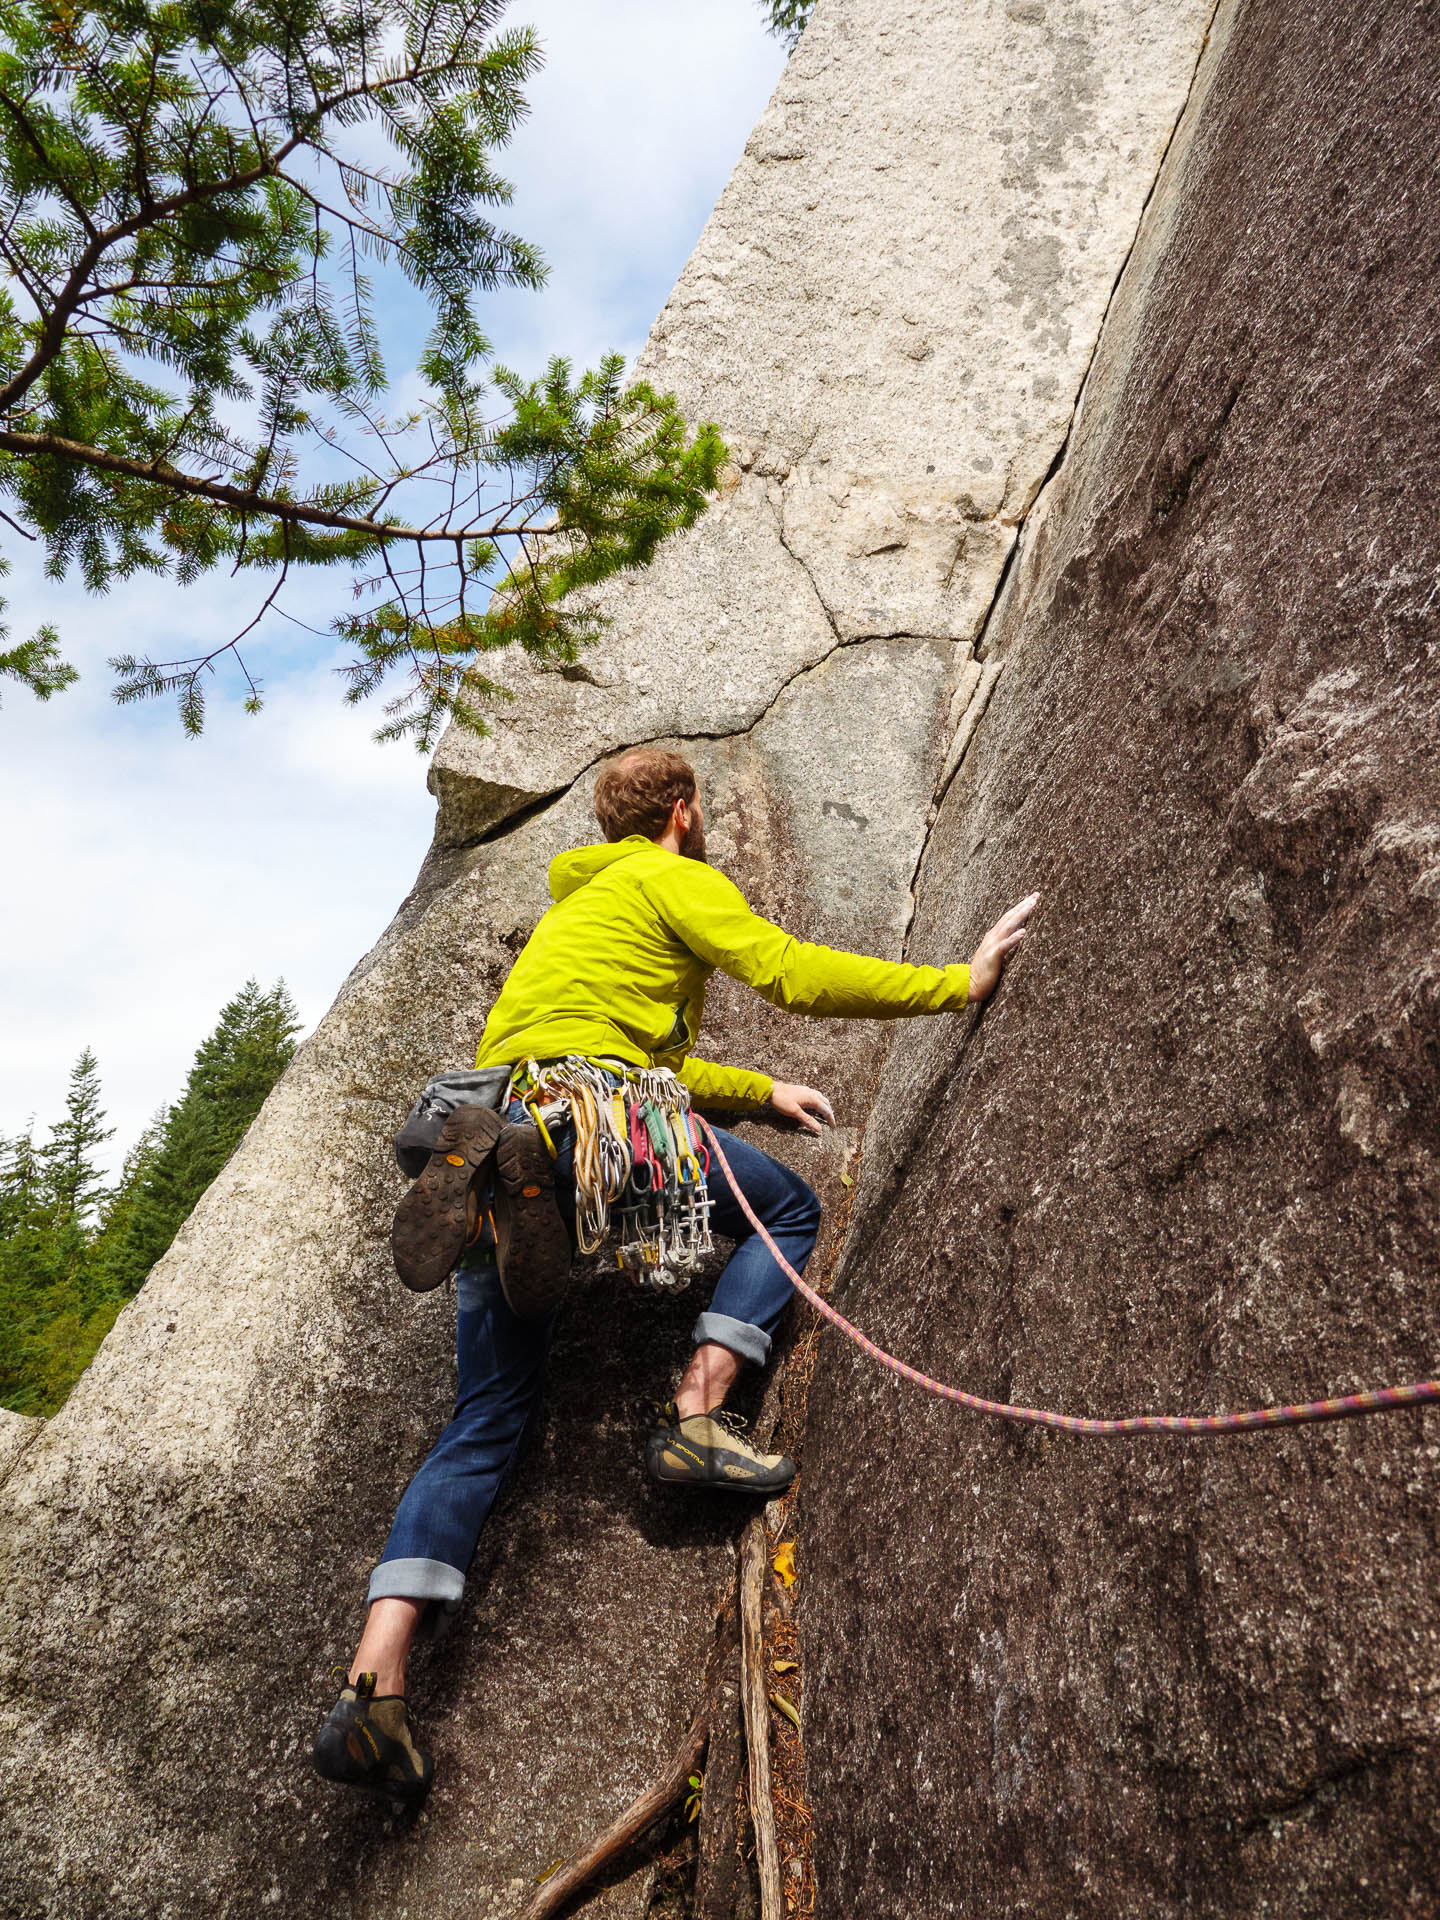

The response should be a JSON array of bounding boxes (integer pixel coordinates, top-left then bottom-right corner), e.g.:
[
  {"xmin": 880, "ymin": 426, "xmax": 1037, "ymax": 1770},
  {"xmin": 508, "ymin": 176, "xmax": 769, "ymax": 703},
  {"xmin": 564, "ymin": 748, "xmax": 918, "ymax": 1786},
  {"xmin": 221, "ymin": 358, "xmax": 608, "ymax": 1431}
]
[
  {"xmin": 695, "ymin": 1119, "xmax": 1440, "ymax": 1438},
  {"xmin": 511, "ymin": 1058, "xmax": 714, "ymax": 1292}
]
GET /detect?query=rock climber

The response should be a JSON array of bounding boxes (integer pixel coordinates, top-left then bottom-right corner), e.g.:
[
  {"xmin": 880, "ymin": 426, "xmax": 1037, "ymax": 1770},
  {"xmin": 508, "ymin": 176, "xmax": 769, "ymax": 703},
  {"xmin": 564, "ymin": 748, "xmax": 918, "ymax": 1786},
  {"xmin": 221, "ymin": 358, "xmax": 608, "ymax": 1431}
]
[{"xmin": 312, "ymin": 745, "xmax": 1037, "ymax": 1801}]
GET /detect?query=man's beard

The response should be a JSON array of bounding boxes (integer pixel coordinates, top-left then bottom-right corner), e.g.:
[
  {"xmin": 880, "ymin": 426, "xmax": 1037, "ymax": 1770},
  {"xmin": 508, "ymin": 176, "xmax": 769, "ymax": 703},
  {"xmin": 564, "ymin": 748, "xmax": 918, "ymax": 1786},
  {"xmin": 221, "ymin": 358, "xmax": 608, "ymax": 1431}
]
[{"xmin": 679, "ymin": 814, "xmax": 707, "ymax": 862}]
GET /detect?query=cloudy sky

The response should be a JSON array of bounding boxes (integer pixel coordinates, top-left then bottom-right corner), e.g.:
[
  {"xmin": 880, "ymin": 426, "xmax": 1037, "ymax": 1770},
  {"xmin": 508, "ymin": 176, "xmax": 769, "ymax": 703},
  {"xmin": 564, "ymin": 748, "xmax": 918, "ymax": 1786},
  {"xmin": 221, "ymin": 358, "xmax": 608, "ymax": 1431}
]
[{"xmin": 0, "ymin": 1, "xmax": 788, "ymax": 1173}]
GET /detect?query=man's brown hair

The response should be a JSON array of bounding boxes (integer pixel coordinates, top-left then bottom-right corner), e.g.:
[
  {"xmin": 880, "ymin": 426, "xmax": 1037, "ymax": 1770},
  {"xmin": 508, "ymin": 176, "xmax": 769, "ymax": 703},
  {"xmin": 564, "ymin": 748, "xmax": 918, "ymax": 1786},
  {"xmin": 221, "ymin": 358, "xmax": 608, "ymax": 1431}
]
[{"xmin": 593, "ymin": 747, "xmax": 697, "ymax": 843}]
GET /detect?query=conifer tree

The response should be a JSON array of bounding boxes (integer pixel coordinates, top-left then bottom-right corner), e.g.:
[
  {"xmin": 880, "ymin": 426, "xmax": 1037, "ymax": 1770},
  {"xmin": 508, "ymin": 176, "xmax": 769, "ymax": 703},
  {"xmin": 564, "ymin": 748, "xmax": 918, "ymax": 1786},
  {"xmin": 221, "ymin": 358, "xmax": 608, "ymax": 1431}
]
[
  {"xmin": 0, "ymin": 1052, "xmax": 116, "ymax": 1413},
  {"xmin": 0, "ymin": 1124, "xmax": 41, "ymax": 1240},
  {"xmin": 0, "ymin": 0, "xmax": 725, "ymax": 745},
  {"xmin": 102, "ymin": 981, "xmax": 301, "ymax": 1297},
  {"xmin": 0, "ymin": 986, "xmax": 300, "ymax": 1412},
  {"xmin": 0, "ymin": 1124, "xmax": 51, "ymax": 1407},
  {"xmin": 89, "ymin": 1112, "xmax": 165, "ymax": 1282},
  {"xmin": 39, "ymin": 1047, "xmax": 114, "ymax": 1230}
]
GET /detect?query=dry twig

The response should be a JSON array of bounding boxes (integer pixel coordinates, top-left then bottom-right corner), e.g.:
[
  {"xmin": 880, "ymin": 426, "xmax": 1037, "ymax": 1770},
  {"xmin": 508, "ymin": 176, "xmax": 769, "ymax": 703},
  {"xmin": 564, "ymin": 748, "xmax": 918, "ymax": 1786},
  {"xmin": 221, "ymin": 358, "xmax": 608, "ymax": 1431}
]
[
  {"xmin": 740, "ymin": 1515, "xmax": 784, "ymax": 1920},
  {"xmin": 512, "ymin": 1706, "xmax": 709, "ymax": 1920},
  {"xmin": 511, "ymin": 1586, "xmax": 739, "ymax": 1920},
  {"xmin": 694, "ymin": 1606, "xmax": 746, "ymax": 1919}
]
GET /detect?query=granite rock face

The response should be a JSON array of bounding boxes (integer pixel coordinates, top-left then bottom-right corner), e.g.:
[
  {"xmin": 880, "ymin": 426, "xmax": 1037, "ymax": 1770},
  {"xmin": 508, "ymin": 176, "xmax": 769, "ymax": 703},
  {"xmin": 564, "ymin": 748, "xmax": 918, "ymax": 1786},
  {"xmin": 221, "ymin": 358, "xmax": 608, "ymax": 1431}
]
[
  {"xmin": 802, "ymin": 2, "xmax": 1440, "ymax": 1913},
  {"xmin": 0, "ymin": 3, "xmax": 1219, "ymax": 1915},
  {"xmin": 427, "ymin": 0, "xmax": 1216, "ymax": 843},
  {"xmin": 0, "ymin": 1410, "xmax": 41, "ymax": 1489}
]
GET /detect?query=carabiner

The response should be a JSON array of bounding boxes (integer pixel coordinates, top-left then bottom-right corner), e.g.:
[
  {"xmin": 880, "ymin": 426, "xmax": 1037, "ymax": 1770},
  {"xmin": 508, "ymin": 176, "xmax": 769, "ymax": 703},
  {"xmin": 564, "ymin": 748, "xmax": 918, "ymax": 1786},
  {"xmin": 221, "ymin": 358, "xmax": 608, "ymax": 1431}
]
[{"xmin": 524, "ymin": 1095, "xmax": 559, "ymax": 1159}]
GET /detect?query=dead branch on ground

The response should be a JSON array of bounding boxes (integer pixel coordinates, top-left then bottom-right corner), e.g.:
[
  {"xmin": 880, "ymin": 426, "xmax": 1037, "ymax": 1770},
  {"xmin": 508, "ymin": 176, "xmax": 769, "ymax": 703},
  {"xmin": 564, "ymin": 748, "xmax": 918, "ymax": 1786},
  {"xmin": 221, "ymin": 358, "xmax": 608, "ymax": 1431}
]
[{"xmin": 740, "ymin": 1514, "xmax": 784, "ymax": 1920}]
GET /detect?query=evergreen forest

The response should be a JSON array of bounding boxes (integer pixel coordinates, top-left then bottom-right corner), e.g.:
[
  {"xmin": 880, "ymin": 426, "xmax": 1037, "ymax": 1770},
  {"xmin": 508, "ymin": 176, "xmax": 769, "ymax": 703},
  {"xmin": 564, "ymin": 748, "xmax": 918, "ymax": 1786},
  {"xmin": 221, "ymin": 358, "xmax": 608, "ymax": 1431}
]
[{"xmin": 0, "ymin": 981, "xmax": 299, "ymax": 1416}]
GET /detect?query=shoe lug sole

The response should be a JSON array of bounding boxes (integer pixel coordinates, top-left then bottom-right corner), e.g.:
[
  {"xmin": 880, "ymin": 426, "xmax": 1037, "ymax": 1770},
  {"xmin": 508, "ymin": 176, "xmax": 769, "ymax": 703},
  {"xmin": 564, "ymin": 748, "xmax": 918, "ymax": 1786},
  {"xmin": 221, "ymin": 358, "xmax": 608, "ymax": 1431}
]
[
  {"xmin": 391, "ymin": 1108, "xmax": 501, "ymax": 1293},
  {"xmin": 311, "ymin": 1763, "xmax": 432, "ymax": 1806},
  {"xmin": 493, "ymin": 1124, "xmax": 572, "ymax": 1319}
]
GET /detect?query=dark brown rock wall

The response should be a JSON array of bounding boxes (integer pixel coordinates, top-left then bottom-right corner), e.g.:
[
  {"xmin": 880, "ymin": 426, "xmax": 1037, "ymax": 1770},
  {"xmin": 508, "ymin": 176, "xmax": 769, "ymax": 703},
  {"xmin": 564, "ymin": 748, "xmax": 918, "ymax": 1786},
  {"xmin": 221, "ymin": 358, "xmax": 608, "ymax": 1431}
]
[{"xmin": 802, "ymin": 2, "xmax": 1440, "ymax": 1913}]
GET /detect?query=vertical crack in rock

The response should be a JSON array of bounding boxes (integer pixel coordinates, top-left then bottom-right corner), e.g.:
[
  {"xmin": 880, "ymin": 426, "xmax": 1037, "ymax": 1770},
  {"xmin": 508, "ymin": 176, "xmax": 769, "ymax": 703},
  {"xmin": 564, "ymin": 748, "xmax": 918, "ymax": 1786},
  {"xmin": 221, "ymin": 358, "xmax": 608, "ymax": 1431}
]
[
  {"xmin": 0, "ymin": 1413, "xmax": 44, "ymax": 1494},
  {"xmin": 772, "ymin": 492, "xmax": 846, "ymax": 648},
  {"xmin": 897, "ymin": 0, "xmax": 1226, "ymax": 957},
  {"xmin": 769, "ymin": 489, "xmax": 931, "ymax": 653},
  {"xmin": 426, "ymin": 464, "xmax": 892, "ymax": 850}
]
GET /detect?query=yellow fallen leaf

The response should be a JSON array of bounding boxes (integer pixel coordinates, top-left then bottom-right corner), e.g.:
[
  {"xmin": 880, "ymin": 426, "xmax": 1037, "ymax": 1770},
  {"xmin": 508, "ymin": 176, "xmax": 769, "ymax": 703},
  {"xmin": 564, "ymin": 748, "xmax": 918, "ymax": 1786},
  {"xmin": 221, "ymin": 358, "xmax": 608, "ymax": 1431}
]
[
  {"xmin": 773, "ymin": 1658, "xmax": 799, "ymax": 1674},
  {"xmin": 536, "ymin": 1859, "xmax": 566, "ymax": 1885},
  {"xmin": 839, "ymin": 1171, "xmax": 854, "ymax": 1188},
  {"xmin": 769, "ymin": 1689, "xmax": 801, "ymax": 1731},
  {"xmin": 772, "ymin": 1541, "xmax": 797, "ymax": 1588}
]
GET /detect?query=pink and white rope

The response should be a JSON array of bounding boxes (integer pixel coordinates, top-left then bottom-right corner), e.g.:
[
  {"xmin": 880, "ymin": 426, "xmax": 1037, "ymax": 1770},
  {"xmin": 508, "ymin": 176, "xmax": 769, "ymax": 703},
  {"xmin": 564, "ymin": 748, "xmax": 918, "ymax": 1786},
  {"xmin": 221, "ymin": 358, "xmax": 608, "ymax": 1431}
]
[{"xmin": 697, "ymin": 1119, "xmax": 1440, "ymax": 1438}]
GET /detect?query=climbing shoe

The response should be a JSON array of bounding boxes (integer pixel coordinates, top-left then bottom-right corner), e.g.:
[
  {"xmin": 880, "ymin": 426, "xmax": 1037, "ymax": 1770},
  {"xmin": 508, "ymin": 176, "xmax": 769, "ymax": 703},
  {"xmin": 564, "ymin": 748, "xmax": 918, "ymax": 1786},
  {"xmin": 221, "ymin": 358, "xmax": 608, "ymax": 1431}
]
[
  {"xmin": 391, "ymin": 1103, "xmax": 502, "ymax": 1294},
  {"xmin": 311, "ymin": 1671, "xmax": 434, "ymax": 1804},
  {"xmin": 646, "ymin": 1402, "xmax": 797, "ymax": 1495},
  {"xmin": 492, "ymin": 1119, "xmax": 573, "ymax": 1320}
]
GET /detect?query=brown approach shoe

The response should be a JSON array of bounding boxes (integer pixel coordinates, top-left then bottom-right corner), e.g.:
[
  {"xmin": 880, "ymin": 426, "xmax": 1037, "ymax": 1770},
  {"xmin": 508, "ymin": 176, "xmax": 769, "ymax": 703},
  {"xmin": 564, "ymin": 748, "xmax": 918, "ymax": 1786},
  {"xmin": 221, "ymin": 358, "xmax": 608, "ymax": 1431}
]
[
  {"xmin": 492, "ymin": 1120, "xmax": 572, "ymax": 1320},
  {"xmin": 311, "ymin": 1671, "xmax": 433, "ymax": 1804},
  {"xmin": 646, "ymin": 1402, "xmax": 797, "ymax": 1495},
  {"xmin": 390, "ymin": 1104, "xmax": 502, "ymax": 1293}
]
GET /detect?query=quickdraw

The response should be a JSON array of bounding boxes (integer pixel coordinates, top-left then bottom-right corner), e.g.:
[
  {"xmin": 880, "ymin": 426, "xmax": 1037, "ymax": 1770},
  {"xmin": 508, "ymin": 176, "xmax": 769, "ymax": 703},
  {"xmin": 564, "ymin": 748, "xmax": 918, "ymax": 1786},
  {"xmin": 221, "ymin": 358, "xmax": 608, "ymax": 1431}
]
[{"xmin": 511, "ymin": 1058, "xmax": 714, "ymax": 1292}]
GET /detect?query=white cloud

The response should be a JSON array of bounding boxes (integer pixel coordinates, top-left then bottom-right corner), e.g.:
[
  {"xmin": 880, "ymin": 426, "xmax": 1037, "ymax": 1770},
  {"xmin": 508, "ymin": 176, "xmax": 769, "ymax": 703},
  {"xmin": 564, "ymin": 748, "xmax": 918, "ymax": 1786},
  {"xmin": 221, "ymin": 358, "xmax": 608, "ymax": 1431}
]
[
  {"xmin": 0, "ymin": 628, "xmax": 435, "ymax": 1168},
  {"xmin": 0, "ymin": 2, "xmax": 788, "ymax": 1172},
  {"xmin": 482, "ymin": 0, "xmax": 786, "ymax": 365}
]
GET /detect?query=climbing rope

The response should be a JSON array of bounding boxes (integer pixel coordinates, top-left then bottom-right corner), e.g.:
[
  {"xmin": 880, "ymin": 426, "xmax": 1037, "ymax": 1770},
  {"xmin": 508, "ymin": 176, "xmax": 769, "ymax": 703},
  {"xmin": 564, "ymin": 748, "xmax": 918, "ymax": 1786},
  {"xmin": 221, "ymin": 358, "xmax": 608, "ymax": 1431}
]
[{"xmin": 696, "ymin": 1119, "xmax": 1440, "ymax": 1437}]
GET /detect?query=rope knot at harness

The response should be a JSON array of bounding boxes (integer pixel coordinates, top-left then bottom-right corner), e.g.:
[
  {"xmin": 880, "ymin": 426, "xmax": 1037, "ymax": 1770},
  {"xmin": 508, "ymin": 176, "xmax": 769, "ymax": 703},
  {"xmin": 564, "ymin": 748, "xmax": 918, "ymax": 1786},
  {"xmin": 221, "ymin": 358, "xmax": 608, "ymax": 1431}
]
[{"xmin": 694, "ymin": 1118, "xmax": 1440, "ymax": 1440}]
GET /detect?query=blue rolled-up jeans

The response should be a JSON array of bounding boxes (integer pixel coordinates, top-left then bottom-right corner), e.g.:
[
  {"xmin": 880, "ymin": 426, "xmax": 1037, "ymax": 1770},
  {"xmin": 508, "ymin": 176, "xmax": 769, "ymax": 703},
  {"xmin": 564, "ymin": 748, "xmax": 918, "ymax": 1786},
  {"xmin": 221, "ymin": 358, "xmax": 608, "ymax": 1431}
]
[{"xmin": 368, "ymin": 1107, "xmax": 821, "ymax": 1613}]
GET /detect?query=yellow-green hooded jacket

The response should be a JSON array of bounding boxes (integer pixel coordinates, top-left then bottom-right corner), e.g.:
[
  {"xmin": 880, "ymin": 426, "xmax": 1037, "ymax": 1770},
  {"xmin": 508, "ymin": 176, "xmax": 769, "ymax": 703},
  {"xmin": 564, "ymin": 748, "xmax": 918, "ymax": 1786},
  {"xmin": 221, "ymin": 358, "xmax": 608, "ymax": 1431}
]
[{"xmin": 475, "ymin": 836, "xmax": 970, "ymax": 1108}]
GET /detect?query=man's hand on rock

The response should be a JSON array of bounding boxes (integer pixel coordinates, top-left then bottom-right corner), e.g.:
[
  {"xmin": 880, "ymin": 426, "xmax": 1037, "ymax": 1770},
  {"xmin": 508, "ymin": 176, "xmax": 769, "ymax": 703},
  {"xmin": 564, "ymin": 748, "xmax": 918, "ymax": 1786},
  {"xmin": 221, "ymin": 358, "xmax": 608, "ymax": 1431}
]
[
  {"xmin": 770, "ymin": 1082, "xmax": 836, "ymax": 1134},
  {"xmin": 968, "ymin": 893, "xmax": 1040, "ymax": 1004}
]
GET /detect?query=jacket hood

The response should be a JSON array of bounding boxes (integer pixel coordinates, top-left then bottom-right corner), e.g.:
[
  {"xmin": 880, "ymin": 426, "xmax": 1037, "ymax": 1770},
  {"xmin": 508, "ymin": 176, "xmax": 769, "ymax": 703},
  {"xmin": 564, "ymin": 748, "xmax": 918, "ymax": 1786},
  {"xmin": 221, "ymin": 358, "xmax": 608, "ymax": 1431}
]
[{"xmin": 548, "ymin": 836, "xmax": 655, "ymax": 902}]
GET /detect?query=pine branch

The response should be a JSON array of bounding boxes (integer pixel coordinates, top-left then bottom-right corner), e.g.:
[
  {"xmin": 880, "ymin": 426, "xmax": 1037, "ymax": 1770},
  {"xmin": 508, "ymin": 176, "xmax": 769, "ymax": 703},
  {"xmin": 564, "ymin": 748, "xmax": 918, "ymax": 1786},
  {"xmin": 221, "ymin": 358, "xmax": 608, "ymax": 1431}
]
[{"xmin": 0, "ymin": 0, "xmax": 724, "ymax": 736}]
